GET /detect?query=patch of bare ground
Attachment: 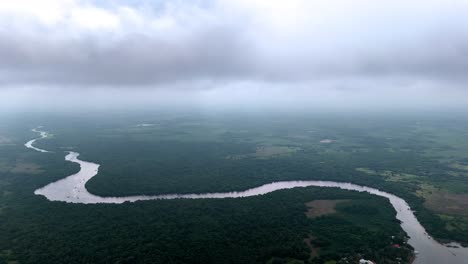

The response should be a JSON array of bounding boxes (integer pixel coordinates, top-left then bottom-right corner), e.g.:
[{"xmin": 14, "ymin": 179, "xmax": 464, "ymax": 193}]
[
  {"xmin": 303, "ymin": 201, "xmax": 349, "ymax": 260},
  {"xmin": 10, "ymin": 162, "xmax": 43, "ymax": 174},
  {"xmin": 305, "ymin": 199, "xmax": 350, "ymax": 218},
  {"xmin": 425, "ymin": 193, "xmax": 468, "ymax": 217},
  {"xmin": 303, "ymin": 235, "xmax": 319, "ymax": 258},
  {"xmin": 0, "ymin": 160, "xmax": 43, "ymax": 174},
  {"xmin": 417, "ymin": 185, "xmax": 468, "ymax": 216},
  {"xmin": 226, "ymin": 146, "xmax": 299, "ymax": 160},
  {"xmin": 254, "ymin": 146, "xmax": 299, "ymax": 157}
]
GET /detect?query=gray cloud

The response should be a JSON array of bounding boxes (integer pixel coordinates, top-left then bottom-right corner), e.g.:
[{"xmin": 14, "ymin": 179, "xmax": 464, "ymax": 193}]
[
  {"xmin": 0, "ymin": 0, "xmax": 468, "ymax": 90},
  {"xmin": 0, "ymin": 28, "xmax": 255, "ymax": 86}
]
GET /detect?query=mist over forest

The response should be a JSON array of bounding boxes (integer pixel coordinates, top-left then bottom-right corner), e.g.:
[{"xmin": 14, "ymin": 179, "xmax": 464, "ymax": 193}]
[{"xmin": 1, "ymin": 1, "xmax": 468, "ymax": 264}]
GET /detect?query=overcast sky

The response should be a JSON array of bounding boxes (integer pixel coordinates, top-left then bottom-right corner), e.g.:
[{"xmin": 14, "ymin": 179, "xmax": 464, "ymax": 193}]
[{"xmin": 1, "ymin": 0, "xmax": 468, "ymax": 111}]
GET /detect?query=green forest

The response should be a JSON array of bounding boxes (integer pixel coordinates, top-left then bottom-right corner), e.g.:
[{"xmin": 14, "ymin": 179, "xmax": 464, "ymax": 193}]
[{"xmin": 1, "ymin": 112, "xmax": 467, "ymax": 263}]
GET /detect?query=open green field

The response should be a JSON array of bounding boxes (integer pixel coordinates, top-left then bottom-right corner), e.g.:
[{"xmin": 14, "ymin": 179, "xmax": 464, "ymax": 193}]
[{"xmin": 1, "ymin": 111, "xmax": 467, "ymax": 263}]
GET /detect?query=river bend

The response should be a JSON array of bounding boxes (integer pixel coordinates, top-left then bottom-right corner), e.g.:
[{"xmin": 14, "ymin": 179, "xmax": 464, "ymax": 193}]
[{"xmin": 27, "ymin": 128, "xmax": 468, "ymax": 263}]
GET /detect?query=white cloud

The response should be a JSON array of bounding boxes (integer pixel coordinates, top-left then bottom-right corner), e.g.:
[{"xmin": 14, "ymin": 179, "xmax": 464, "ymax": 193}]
[
  {"xmin": 70, "ymin": 5, "xmax": 120, "ymax": 30},
  {"xmin": 0, "ymin": 0, "xmax": 70, "ymax": 25}
]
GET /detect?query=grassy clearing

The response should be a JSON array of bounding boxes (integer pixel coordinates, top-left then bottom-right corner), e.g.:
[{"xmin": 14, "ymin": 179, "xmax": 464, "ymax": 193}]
[
  {"xmin": 417, "ymin": 184, "xmax": 468, "ymax": 216},
  {"xmin": 357, "ymin": 167, "xmax": 468, "ymax": 233},
  {"xmin": 416, "ymin": 183, "xmax": 439, "ymax": 198},
  {"xmin": 254, "ymin": 146, "xmax": 300, "ymax": 158},
  {"xmin": 10, "ymin": 162, "xmax": 43, "ymax": 174},
  {"xmin": 425, "ymin": 192, "xmax": 468, "ymax": 216},
  {"xmin": 355, "ymin": 167, "xmax": 378, "ymax": 174},
  {"xmin": 356, "ymin": 167, "xmax": 423, "ymax": 183},
  {"xmin": 227, "ymin": 146, "xmax": 300, "ymax": 160},
  {"xmin": 449, "ymin": 163, "xmax": 468, "ymax": 171},
  {"xmin": 386, "ymin": 172, "xmax": 421, "ymax": 182},
  {"xmin": 446, "ymin": 171, "xmax": 468, "ymax": 178},
  {"xmin": 304, "ymin": 199, "xmax": 350, "ymax": 218}
]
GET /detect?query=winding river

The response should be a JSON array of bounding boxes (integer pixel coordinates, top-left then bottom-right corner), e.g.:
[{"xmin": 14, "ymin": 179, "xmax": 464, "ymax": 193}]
[
  {"xmin": 27, "ymin": 128, "xmax": 468, "ymax": 263},
  {"xmin": 24, "ymin": 127, "xmax": 51, "ymax": 153}
]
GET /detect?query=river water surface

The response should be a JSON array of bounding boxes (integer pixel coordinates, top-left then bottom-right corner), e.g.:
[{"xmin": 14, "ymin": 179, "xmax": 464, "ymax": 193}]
[
  {"xmin": 27, "ymin": 128, "xmax": 468, "ymax": 263},
  {"xmin": 24, "ymin": 127, "xmax": 50, "ymax": 153}
]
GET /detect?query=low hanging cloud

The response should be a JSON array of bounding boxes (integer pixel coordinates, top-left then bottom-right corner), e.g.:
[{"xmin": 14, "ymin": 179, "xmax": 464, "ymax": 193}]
[{"xmin": 0, "ymin": 0, "xmax": 468, "ymax": 90}]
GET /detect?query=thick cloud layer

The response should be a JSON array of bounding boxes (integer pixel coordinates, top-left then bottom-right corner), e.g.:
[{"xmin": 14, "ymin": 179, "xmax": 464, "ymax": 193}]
[
  {"xmin": 1, "ymin": 0, "xmax": 467, "ymax": 88},
  {"xmin": 1, "ymin": 0, "xmax": 468, "ymax": 112}
]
